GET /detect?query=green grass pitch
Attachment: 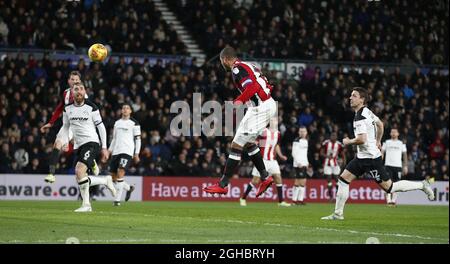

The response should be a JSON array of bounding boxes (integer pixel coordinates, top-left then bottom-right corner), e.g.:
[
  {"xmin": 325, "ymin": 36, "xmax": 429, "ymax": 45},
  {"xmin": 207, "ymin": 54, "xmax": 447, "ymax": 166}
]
[{"xmin": 0, "ymin": 201, "xmax": 448, "ymax": 244}]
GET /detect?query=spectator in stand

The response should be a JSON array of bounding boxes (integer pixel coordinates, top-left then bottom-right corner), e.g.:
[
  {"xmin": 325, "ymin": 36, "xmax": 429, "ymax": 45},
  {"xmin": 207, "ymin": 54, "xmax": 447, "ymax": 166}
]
[
  {"xmin": 0, "ymin": 50, "xmax": 448, "ymax": 179},
  {"xmin": 429, "ymin": 136, "xmax": 446, "ymax": 160}
]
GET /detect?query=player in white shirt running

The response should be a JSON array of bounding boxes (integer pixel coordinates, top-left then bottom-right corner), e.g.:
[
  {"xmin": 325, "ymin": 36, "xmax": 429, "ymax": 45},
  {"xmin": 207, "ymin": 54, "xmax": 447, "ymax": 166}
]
[
  {"xmin": 291, "ymin": 126, "xmax": 310, "ymax": 205},
  {"xmin": 40, "ymin": 71, "xmax": 99, "ymax": 183},
  {"xmin": 322, "ymin": 87, "xmax": 435, "ymax": 220},
  {"xmin": 321, "ymin": 132, "xmax": 345, "ymax": 201},
  {"xmin": 108, "ymin": 104, "xmax": 141, "ymax": 206},
  {"xmin": 239, "ymin": 117, "xmax": 290, "ymax": 207},
  {"xmin": 61, "ymin": 83, "xmax": 116, "ymax": 212},
  {"xmin": 382, "ymin": 128, "xmax": 408, "ymax": 207}
]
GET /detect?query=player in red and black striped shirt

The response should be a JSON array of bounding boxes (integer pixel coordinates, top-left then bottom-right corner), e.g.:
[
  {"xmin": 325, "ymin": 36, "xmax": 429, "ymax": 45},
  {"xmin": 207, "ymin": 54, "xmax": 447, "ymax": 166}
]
[{"xmin": 204, "ymin": 47, "xmax": 278, "ymax": 197}]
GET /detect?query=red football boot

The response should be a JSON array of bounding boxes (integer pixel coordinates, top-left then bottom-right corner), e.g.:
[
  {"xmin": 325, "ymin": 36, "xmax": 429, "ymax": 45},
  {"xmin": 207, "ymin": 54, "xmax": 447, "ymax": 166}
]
[
  {"xmin": 256, "ymin": 176, "xmax": 274, "ymax": 197},
  {"xmin": 203, "ymin": 183, "xmax": 228, "ymax": 194}
]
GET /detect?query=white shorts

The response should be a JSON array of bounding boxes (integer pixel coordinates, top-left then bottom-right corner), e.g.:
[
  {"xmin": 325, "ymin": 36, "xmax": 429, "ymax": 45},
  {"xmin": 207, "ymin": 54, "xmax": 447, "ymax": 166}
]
[
  {"xmin": 324, "ymin": 164, "xmax": 341, "ymax": 175},
  {"xmin": 252, "ymin": 159, "xmax": 281, "ymax": 177},
  {"xmin": 293, "ymin": 161, "xmax": 309, "ymax": 168},
  {"xmin": 56, "ymin": 127, "xmax": 73, "ymax": 147},
  {"xmin": 233, "ymin": 97, "xmax": 277, "ymax": 146}
]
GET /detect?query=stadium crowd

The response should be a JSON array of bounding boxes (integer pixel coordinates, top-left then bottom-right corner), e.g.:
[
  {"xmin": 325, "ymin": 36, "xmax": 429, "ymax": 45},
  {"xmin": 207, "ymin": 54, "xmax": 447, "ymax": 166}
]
[
  {"xmin": 167, "ymin": 0, "xmax": 448, "ymax": 64},
  {"xmin": 1, "ymin": 0, "xmax": 447, "ymax": 66},
  {"xmin": 0, "ymin": 53, "xmax": 448, "ymax": 181},
  {"xmin": 0, "ymin": 0, "xmax": 187, "ymax": 55},
  {"xmin": 0, "ymin": 0, "xmax": 448, "ymax": 181}
]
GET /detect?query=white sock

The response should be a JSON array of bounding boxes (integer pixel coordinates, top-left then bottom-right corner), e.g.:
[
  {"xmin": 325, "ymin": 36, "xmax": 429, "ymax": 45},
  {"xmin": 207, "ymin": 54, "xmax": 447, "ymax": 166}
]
[
  {"xmin": 298, "ymin": 186, "xmax": 306, "ymax": 201},
  {"xmin": 88, "ymin": 176, "xmax": 107, "ymax": 186},
  {"xmin": 292, "ymin": 186, "xmax": 300, "ymax": 202},
  {"xmin": 386, "ymin": 193, "xmax": 392, "ymax": 204},
  {"xmin": 115, "ymin": 181, "xmax": 124, "ymax": 202},
  {"xmin": 390, "ymin": 180, "xmax": 423, "ymax": 192},
  {"xmin": 78, "ymin": 177, "xmax": 90, "ymax": 207},
  {"xmin": 334, "ymin": 180, "xmax": 349, "ymax": 216},
  {"xmin": 122, "ymin": 181, "xmax": 130, "ymax": 191},
  {"xmin": 392, "ymin": 192, "xmax": 398, "ymax": 203}
]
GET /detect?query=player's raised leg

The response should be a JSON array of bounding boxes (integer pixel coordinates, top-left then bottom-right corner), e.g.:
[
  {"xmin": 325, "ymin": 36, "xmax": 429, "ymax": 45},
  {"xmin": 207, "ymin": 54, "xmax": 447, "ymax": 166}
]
[
  {"xmin": 246, "ymin": 143, "xmax": 273, "ymax": 197},
  {"xmin": 204, "ymin": 142, "xmax": 244, "ymax": 194},
  {"xmin": 381, "ymin": 177, "xmax": 435, "ymax": 201}
]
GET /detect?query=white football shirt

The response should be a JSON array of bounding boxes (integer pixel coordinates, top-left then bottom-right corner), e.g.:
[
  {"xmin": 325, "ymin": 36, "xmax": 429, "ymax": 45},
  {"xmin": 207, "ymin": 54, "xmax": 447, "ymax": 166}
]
[
  {"xmin": 292, "ymin": 138, "xmax": 309, "ymax": 167},
  {"xmin": 63, "ymin": 100, "xmax": 106, "ymax": 150},
  {"xmin": 382, "ymin": 139, "xmax": 407, "ymax": 168},
  {"xmin": 353, "ymin": 107, "xmax": 381, "ymax": 159},
  {"xmin": 109, "ymin": 118, "xmax": 141, "ymax": 156}
]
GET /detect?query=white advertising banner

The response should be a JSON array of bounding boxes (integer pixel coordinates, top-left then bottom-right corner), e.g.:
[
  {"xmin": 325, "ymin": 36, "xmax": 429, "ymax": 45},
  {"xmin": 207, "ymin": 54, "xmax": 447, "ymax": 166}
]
[
  {"xmin": 397, "ymin": 181, "xmax": 449, "ymax": 206},
  {"xmin": 0, "ymin": 174, "xmax": 142, "ymax": 201}
]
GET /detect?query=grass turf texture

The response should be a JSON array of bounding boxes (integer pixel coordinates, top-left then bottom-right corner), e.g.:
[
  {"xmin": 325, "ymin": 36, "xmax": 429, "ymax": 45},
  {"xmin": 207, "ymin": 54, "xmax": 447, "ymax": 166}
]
[{"xmin": 0, "ymin": 201, "xmax": 448, "ymax": 244}]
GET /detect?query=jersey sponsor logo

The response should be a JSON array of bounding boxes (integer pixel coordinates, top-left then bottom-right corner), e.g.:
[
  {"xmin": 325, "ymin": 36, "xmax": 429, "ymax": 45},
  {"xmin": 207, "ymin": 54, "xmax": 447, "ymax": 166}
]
[{"xmin": 70, "ymin": 117, "xmax": 89, "ymax": 121}]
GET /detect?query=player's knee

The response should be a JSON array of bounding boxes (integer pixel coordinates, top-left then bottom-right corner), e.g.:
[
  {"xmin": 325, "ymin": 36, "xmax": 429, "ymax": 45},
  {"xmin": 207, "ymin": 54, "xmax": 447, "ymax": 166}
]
[
  {"xmin": 75, "ymin": 163, "xmax": 87, "ymax": 177},
  {"xmin": 379, "ymin": 181, "xmax": 392, "ymax": 192}
]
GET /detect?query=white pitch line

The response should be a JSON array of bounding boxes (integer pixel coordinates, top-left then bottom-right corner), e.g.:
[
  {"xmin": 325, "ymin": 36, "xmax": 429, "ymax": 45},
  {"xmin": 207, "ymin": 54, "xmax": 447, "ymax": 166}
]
[
  {"xmin": 92, "ymin": 210, "xmax": 448, "ymax": 242},
  {"xmin": 3, "ymin": 207, "xmax": 448, "ymax": 242},
  {"xmin": 3, "ymin": 237, "xmax": 430, "ymax": 244}
]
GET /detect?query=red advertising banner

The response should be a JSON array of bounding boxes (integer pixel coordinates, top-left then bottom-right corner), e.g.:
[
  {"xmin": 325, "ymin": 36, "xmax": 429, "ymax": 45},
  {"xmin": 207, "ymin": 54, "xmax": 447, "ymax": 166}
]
[{"xmin": 142, "ymin": 177, "xmax": 385, "ymax": 204}]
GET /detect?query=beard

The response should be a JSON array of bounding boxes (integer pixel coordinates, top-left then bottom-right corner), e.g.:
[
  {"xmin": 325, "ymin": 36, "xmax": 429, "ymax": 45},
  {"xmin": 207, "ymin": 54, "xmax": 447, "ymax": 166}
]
[{"xmin": 74, "ymin": 94, "xmax": 84, "ymax": 105}]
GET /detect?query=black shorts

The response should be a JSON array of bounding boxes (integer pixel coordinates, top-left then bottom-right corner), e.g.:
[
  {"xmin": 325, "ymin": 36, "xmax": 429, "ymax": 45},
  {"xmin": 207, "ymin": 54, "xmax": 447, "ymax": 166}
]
[
  {"xmin": 295, "ymin": 167, "xmax": 307, "ymax": 179},
  {"xmin": 386, "ymin": 166, "xmax": 402, "ymax": 182},
  {"xmin": 76, "ymin": 142, "xmax": 100, "ymax": 169},
  {"xmin": 109, "ymin": 154, "xmax": 132, "ymax": 173},
  {"xmin": 345, "ymin": 157, "xmax": 390, "ymax": 183}
]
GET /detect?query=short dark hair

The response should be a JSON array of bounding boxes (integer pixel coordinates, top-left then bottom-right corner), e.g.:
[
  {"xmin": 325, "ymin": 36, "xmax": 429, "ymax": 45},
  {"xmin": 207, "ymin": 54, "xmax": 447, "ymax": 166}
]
[
  {"xmin": 122, "ymin": 103, "xmax": 132, "ymax": 110},
  {"xmin": 220, "ymin": 46, "xmax": 237, "ymax": 59},
  {"xmin": 69, "ymin": 70, "xmax": 82, "ymax": 78},
  {"xmin": 352, "ymin": 87, "xmax": 369, "ymax": 104}
]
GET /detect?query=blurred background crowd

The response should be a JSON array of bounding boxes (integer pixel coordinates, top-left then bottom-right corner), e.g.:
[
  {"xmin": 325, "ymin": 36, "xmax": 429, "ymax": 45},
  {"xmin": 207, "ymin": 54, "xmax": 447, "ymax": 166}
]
[{"xmin": 0, "ymin": 0, "xmax": 448, "ymax": 181}]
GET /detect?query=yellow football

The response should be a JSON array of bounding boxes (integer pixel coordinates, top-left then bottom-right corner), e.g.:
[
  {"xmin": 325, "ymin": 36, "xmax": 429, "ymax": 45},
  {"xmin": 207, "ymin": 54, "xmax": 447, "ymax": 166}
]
[{"xmin": 88, "ymin": 43, "xmax": 108, "ymax": 62}]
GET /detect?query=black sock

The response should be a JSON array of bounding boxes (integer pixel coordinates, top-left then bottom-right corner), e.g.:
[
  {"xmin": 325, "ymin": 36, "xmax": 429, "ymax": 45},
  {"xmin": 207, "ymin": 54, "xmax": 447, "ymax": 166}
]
[
  {"xmin": 327, "ymin": 181, "xmax": 333, "ymax": 198},
  {"xmin": 219, "ymin": 147, "xmax": 242, "ymax": 188},
  {"xmin": 48, "ymin": 148, "xmax": 60, "ymax": 174},
  {"xmin": 247, "ymin": 144, "xmax": 268, "ymax": 180},
  {"xmin": 276, "ymin": 184, "xmax": 283, "ymax": 203},
  {"xmin": 242, "ymin": 183, "xmax": 253, "ymax": 199}
]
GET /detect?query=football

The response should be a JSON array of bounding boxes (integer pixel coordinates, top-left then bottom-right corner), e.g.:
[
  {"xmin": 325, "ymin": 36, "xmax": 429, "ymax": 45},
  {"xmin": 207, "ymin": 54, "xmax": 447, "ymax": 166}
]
[{"xmin": 88, "ymin": 43, "xmax": 108, "ymax": 62}]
